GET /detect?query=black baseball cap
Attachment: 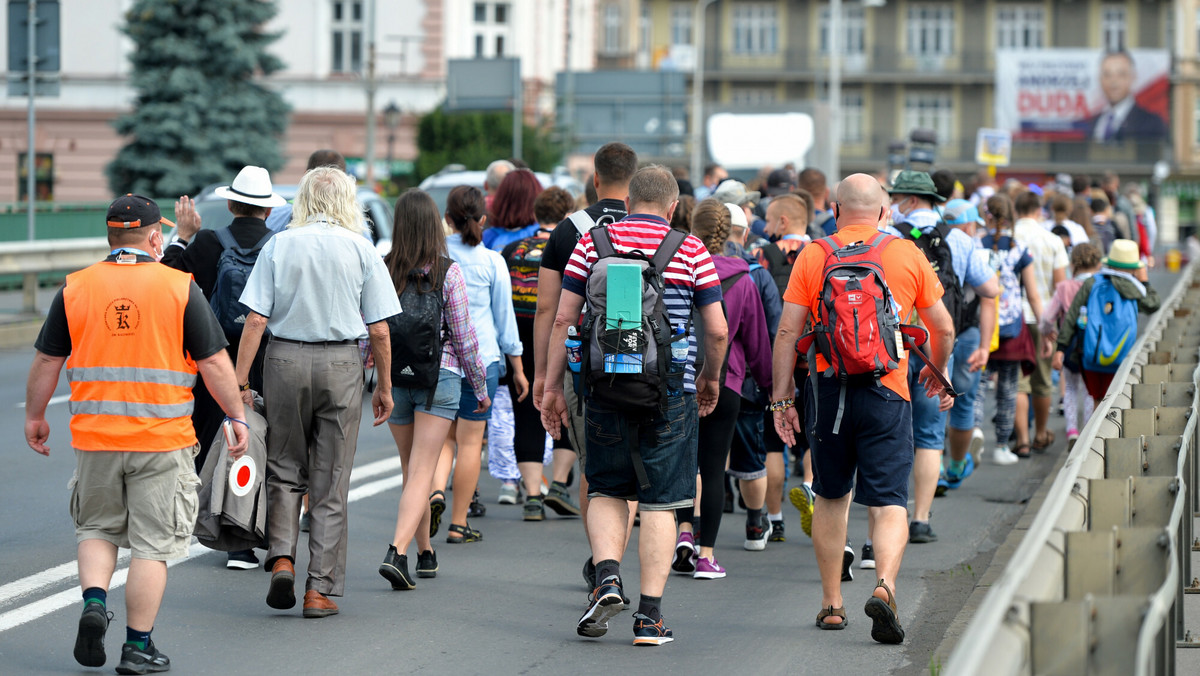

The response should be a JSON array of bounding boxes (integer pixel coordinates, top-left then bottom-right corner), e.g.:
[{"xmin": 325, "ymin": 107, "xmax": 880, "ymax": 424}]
[
  {"xmin": 766, "ymin": 169, "xmax": 796, "ymax": 196},
  {"xmin": 105, "ymin": 194, "xmax": 175, "ymax": 229}
]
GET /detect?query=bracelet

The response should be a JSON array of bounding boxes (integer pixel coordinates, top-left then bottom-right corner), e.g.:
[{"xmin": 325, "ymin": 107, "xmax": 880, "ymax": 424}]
[
  {"xmin": 768, "ymin": 397, "xmax": 795, "ymax": 412},
  {"xmin": 239, "ymin": 381, "xmax": 251, "ymax": 392},
  {"xmin": 224, "ymin": 416, "xmax": 249, "ymax": 429}
]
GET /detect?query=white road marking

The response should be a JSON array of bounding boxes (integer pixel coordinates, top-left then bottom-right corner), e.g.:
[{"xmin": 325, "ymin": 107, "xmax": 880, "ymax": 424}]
[
  {"xmin": 16, "ymin": 393, "xmax": 70, "ymax": 408},
  {"xmin": 0, "ymin": 460, "xmax": 404, "ymax": 633}
]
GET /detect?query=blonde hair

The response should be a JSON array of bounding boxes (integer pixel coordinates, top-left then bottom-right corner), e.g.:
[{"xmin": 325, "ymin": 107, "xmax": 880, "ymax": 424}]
[
  {"xmin": 691, "ymin": 198, "xmax": 730, "ymax": 255},
  {"xmin": 290, "ymin": 166, "xmax": 366, "ymax": 234}
]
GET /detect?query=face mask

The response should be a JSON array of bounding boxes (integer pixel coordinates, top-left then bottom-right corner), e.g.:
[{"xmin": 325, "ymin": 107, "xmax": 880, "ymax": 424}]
[{"xmin": 889, "ymin": 203, "xmax": 905, "ymax": 225}]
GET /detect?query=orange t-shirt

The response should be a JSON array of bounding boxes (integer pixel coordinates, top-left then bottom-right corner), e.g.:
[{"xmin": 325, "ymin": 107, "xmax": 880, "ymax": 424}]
[{"xmin": 782, "ymin": 223, "xmax": 944, "ymax": 400}]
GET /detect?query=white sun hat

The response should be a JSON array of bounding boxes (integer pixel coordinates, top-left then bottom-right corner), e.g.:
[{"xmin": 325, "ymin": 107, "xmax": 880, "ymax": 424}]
[{"xmin": 214, "ymin": 166, "xmax": 287, "ymax": 208}]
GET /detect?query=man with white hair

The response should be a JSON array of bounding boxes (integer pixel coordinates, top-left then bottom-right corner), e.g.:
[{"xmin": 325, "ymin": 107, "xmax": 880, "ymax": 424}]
[
  {"xmin": 485, "ymin": 159, "xmax": 515, "ymax": 210},
  {"xmin": 234, "ymin": 166, "xmax": 400, "ymax": 619}
]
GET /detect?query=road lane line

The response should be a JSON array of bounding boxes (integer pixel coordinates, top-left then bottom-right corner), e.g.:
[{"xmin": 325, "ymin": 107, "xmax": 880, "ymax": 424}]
[{"xmin": 0, "ymin": 467, "xmax": 405, "ymax": 633}]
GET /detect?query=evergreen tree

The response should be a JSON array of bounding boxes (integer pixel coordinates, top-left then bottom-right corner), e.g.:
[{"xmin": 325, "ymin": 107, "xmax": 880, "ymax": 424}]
[
  {"xmin": 107, "ymin": 0, "xmax": 290, "ymax": 197},
  {"xmin": 416, "ymin": 108, "xmax": 563, "ymax": 179}
]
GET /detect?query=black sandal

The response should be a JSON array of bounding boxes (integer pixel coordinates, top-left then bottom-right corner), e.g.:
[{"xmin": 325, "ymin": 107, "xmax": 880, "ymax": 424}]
[
  {"xmin": 1013, "ymin": 443, "xmax": 1032, "ymax": 459},
  {"xmin": 429, "ymin": 491, "xmax": 446, "ymax": 538},
  {"xmin": 468, "ymin": 490, "xmax": 487, "ymax": 518},
  {"xmin": 816, "ymin": 605, "xmax": 847, "ymax": 630},
  {"xmin": 864, "ymin": 579, "xmax": 905, "ymax": 644},
  {"xmin": 446, "ymin": 523, "xmax": 482, "ymax": 543}
]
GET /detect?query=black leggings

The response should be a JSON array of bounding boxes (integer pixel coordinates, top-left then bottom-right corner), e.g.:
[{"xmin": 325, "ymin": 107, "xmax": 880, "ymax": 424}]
[{"xmin": 676, "ymin": 387, "xmax": 741, "ymax": 548}]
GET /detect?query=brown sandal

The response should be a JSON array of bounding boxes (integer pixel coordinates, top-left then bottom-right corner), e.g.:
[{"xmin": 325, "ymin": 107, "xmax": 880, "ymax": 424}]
[
  {"xmin": 1032, "ymin": 430, "xmax": 1055, "ymax": 452},
  {"xmin": 815, "ymin": 605, "xmax": 847, "ymax": 630},
  {"xmin": 864, "ymin": 579, "xmax": 905, "ymax": 644},
  {"xmin": 1013, "ymin": 443, "xmax": 1032, "ymax": 459}
]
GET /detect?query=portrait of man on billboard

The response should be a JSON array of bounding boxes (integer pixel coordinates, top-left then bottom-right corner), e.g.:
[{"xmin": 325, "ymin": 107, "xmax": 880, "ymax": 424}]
[{"xmin": 1086, "ymin": 51, "xmax": 1168, "ymax": 142}]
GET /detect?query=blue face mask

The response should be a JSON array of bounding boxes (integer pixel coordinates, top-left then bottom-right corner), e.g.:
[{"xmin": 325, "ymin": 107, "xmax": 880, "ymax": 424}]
[{"xmin": 889, "ymin": 203, "xmax": 905, "ymax": 225}]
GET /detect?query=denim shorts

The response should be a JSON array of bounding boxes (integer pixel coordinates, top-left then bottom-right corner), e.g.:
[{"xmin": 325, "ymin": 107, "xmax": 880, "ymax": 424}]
[
  {"xmin": 909, "ymin": 355, "xmax": 951, "ymax": 451},
  {"xmin": 456, "ymin": 361, "xmax": 500, "ymax": 421},
  {"xmin": 806, "ymin": 377, "xmax": 913, "ymax": 508},
  {"xmin": 949, "ymin": 326, "xmax": 982, "ymax": 431},
  {"xmin": 728, "ymin": 398, "xmax": 768, "ymax": 480},
  {"xmin": 389, "ymin": 368, "xmax": 462, "ymax": 425},
  {"xmin": 584, "ymin": 395, "xmax": 698, "ymax": 510}
]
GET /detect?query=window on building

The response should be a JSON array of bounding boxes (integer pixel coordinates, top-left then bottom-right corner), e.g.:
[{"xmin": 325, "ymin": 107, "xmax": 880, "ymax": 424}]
[
  {"xmin": 474, "ymin": 2, "xmax": 487, "ymax": 23},
  {"xmin": 906, "ymin": 4, "xmax": 954, "ymax": 56},
  {"xmin": 1193, "ymin": 96, "xmax": 1200, "ymax": 146},
  {"xmin": 1102, "ymin": 5, "xmax": 1126, "ymax": 51},
  {"xmin": 733, "ymin": 3, "xmax": 778, "ymax": 55},
  {"xmin": 731, "ymin": 86, "xmax": 777, "ymax": 107},
  {"xmin": 904, "ymin": 92, "xmax": 953, "ymax": 145},
  {"xmin": 995, "ymin": 5, "xmax": 1044, "ymax": 49},
  {"xmin": 819, "ymin": 4, "xmax": 865, "ymax": 56},
  {"xmin": 496, "ymin": 35, "xmax": 505, "ymax": 57},
  {"xmin": 842, "ymin": 90, "xmax": 865, "ymax": 144},
  {"xmin": 495, "ymin": 3, "xmax": 508, "ymax": 24},
  {"xmin": 331, "ymin": 0, "xmax": 365, "ymax": 73},
  {"xmin": 670, "ymin": 2, "xmax": 693, "ymax": 46},
  {"xmin": 475, "ymin": 34, "xmax": 484, "ymax": 58},
  {"xmin": 640, "ymin": 4, "xmax": 652, "ymax": 55},
  {"xmin": 602, "ymin": 3, "xmax": 622, "ymax": 54}
]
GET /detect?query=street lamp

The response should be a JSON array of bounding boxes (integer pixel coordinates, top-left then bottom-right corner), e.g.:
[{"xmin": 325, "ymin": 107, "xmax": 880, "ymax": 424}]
[
  {"xmin": 383, "ymin": 101, "xmax": 401, "ymax": 180},
  {"xmin": 691, "ymin": 0, "xmax": 718, "ymax": 185}
]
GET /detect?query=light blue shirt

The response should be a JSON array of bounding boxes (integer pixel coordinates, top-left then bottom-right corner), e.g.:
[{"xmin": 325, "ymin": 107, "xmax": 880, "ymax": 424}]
[
  {"xmin": 445, "ymin": 233, "xmax": 522, "ymax": 367},
  {"xmin": 239, "ymin": 220, "xmax": 400, "ymax": 341},
  {"xmin": 899, "ymin": 208, "xmax": 993, "ymax": 289}
]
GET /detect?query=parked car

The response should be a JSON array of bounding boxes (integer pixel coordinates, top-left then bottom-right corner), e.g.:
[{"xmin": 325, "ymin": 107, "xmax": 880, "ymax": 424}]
[
  {"xmin": 181, "ymin": 184, "xmax": 393, "ymax": 257},
  {"xmin": 418, "ymin": 164, "xmax": 585, "ymax": 215}
]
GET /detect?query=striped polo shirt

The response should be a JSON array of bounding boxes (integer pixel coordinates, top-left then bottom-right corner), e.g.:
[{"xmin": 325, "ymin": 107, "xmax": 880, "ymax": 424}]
[{"xmin": 562, "ymin": 213, "xmax": 722, "ymax": 393}]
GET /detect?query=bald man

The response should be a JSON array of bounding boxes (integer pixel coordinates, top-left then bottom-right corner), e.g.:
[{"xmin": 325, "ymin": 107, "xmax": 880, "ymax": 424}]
[{"xmin": 769, "ymin": 174, "xmax": 954, "ymax": 644}]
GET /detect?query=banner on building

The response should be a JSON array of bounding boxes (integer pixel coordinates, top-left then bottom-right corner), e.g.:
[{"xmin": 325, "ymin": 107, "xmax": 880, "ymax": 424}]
[{"xmin": 994, "ymin": 49, "xmax": 1169, "ymax": 143}]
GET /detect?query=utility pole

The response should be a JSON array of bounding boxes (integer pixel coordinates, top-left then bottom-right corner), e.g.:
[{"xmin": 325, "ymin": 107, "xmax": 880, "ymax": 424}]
[
  {"xmin": 364, "ymin": 0, "xmax": 377, "ymax": 186},
  {"xmin": 690, "ymin": 0, "xmax": 717, "ymax": 185},
  {"xmin": 26, "ymin": 0, "xmax": 37, "ymax": 240},
  {"xmin": 829, "ymin": 0, "xmax": 841, "ymax": 182}
]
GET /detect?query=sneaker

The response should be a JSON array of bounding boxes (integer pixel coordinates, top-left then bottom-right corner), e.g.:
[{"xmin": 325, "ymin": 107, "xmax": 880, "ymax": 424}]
[
  {"xmin": 693, "ymin": 556, "xmax": 726, "ymax": 580},
  {"xmin": 968, "ymin": 427, "xmax": 986, "ymax": 459},
  {"xmin": 860, "ymin": 543, "xmax": 876, "ymax": 570},
  {"xmin": 909, "ymin": 521, "xmax": 938, "ymax": 544},
  {"xmin": 945, "ymin": 453, "xmax": 976, "ymax": 490},
  {"xmin": 987, "ymin": 445, "xmax": 1021, "ymax": 466},
  {"xmin": 544, "ymin": 481, "xmax": 581, "ymax": 516},
  {"xmin": 468, "ymin": 490, "xmax": 487, "ymax": 518},
  {"xmin": 582, "ymin": 556, "xmax": 596, "ymax": 589},
  {"xmin": 768, "ymin": 519, "xmax": 786, "ymax": 543},
  {"xmin": 934, "ymin": 473, "xmax": 950, "ymax": 498},
  {"xmin": 498, "ymin": 481, "xmax": 521, "ymax": 505},
  {"xmin": 671, "ymin": 532, "xmax": 697, "ymax": 574},
  {"xmin": 841, "ymin": 543, "xmax": 855, "ymax": 582},
  {"xmin": 225, "ymin": 549, "xmax": 259, "ymax": 570},
  {"xmin": 789, "ymin": 484, "xmax": 815, "ymax": 538},
  {"xmin": 744, "ymin": 515, "xmax": 770, "ymax": 551},
  {"xmin": 523, "ymin": 496, "xmax": 545, "ymax": 521},
  {"xmin": 416, "ymin": 549, "xmax": 438, "ymax": 578},
  {"xmin": 577, "ymin": 575, "xmax": 626, "ymax": 637},
  {"xmin": 632, "ymin": 612, "xmax": 674, "ymax": 646},
  {"xmin": 74, "ymin": 602, "xmax": 112, "ymax": 668},
  {"xmin": 379, "ymin": 545, "xmax": 416, "ymax": 590},
  {"xmin": 115, "ymin": 640, "xmax": 170, "ymax": 675}
]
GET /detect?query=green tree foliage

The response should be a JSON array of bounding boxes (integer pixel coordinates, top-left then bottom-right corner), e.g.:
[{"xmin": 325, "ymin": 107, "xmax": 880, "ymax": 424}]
[
  {"xmin": 416, "ymin": 108, "xmax": 563, "ymax": 179},
  {"xmin": 107, "ymin": 0, "xmax": 290, "ymax": 198}
]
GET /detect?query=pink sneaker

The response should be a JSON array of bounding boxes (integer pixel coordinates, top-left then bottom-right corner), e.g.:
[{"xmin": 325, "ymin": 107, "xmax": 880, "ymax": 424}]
[
  {"xmin": 671, "ymin": 532, "xmax": 697, "ymax": 574},
  {"xmin": 693, "ymin": 556, "xmax": 726, "ymax": 580}
]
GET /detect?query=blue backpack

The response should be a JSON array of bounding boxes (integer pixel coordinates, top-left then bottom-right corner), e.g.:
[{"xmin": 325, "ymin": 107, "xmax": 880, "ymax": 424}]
[
  {"xmin": 1082, "ymin": 271, "xmax": 1141, "ymax": 373},
  {"xmin": 211, "ymin": 227, "xmax": 274, "ymax": 338}
]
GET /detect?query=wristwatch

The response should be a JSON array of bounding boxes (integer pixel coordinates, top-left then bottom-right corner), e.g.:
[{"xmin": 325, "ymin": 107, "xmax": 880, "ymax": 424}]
[
  {"xmin": 168, "ymin": 234, "xmax": 189, "ymax": 249},
  {"xmin": 239, "ymin": 382, "xmax": 251, "ymax": 392}
]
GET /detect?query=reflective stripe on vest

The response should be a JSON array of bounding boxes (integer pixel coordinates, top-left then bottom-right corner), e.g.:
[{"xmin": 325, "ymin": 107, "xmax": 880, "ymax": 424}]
[{"xmin": 63, "ymin": 261, "xmax": 200, "ymax": 452}]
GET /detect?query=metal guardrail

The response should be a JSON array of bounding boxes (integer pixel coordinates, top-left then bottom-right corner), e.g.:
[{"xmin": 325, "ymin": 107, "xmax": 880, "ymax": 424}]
[
  {"xmin": 946, "ymin": 262, "xmax": 1200, "ymax": 675},
  {"xmin": 0, "ymin": 237, "xmax": 110, "ymax": 313}
]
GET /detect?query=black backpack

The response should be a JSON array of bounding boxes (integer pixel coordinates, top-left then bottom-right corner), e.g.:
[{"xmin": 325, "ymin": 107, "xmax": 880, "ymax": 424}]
[
  {"xmin": 387, "ymin": 258, "xmax": 451, "ymax": 407},
  {"xmin": 211, "ymin": 227, "xmax": 275, "ymax": 339},
  {"xmin": 901, "ymin": 221, "xmax": 965, "ymax": 334},
  {"xmin": 759, "ymin": 241, "xmax": 801, "ymax": 299}
]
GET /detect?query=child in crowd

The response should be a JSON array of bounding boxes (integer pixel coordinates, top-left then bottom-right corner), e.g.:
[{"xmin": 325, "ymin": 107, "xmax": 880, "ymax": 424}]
[{"xmin": 1039, "ymin": 243, "xmax": 1102, "ymax": 446}]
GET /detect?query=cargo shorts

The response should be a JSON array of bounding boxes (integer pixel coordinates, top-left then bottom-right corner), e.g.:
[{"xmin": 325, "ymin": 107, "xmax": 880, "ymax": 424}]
[{"xmin": 69, "ymin": 444, "xmax": 201, "ymax": 561}]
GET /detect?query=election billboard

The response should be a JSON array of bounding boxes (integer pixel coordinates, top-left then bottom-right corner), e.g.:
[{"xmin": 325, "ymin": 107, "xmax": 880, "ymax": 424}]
[{"xmin": 994, "ymin": 49, "xmax": 1169, "ymax": 143}]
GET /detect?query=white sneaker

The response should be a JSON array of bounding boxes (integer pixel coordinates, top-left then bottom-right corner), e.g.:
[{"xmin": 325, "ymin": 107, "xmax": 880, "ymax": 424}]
[
  {"xmin": 497, "ymin": 482, "xmax": 520, "ymax": 504},
  {"xmin": 987, "ymin": 445, "xmax": 1020, "ymax": 466},
  {"xmin": 968, "ymin": 427, "xmax": 986, "ymax": 461}
]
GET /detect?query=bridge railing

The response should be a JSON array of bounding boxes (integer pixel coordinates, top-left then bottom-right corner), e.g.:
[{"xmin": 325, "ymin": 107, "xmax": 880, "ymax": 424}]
[{"xmin": 0, "ymin": 238, "xmax": 110, "ymax": 313}]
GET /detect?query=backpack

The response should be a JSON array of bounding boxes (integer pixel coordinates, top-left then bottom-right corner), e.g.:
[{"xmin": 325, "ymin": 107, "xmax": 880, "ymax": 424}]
[
  {"xmin": 503, "ymin": 235, "xmax": 548, "ymax": 320},
  {"xmin": 1082, "ymin": 271, "xmax": 1143, "ymax": 374},
  {"xmin": 211, "ymin": 227, "xmax": 274, "ymax": 338},
  {"xmin": 815, "ymin": 210, "xmax": 837, "ymax": 238},
  {"xmin": 796, "ymin": 234, "xmax": 905, "ymax": 434},
  {"xmin": 580, "ymin": 226, "xmax": 687, "ymax": 418},
  {"xmin": 988, "ymin": 240, "xmax": 1026, "ymax": 340},
  {"xmin": 692, "ymin": 270, "xmax": 749, "ymax": 390},
  {"xmin": 387, "ymin": 258, "xmax": 451, "ymax": 405},
  {"xmin": 902, "ymin": 221, "xmax": 965, "ymax": 335},
  {"xmin": 760, "ymin": 239, "xmax": 805, "ymax": 299}
]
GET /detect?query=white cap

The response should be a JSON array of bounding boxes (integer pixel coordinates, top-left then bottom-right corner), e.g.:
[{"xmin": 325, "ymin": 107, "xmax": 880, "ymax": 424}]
[{"xmin": 725, "ymin": 202, "xmax": 748, "ymax": 228}]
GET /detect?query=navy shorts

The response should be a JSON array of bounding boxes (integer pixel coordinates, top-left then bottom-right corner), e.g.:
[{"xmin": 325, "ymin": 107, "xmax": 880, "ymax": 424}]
[
  {"xmin": 806, "ymin": 377, "xmax": 913, "ymax": 508},
  {"xmin": 728, "ymin": 398, "xmax": 767, "ymax": 480},
  {"xmin": 584, "ymin": 395, "xmax": 698, "ymax": 510},
  {"xmin": 456, "ymin": 361, "xmax": 500, "ymax": 421}
]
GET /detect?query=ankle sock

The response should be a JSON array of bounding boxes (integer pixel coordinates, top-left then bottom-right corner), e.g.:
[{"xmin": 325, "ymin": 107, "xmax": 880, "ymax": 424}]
[
  {"xmin": 637, "ymin": 594, "xmax": 662, "ymax": 621},
  {"xmin": 948, "ymin": 459, "xmax": 968, "ymax": 473},
  {"xmin": 768, "ymin": 511, "xmax": 782, "ymax": 522},
  {"xmin": 82, "ymin": 587, "xmax": 106, "ymax": 608},
  {"xmin": 865, "ymin": 538, "xmax": 873, "ymax": 547},
  {"xmin": 745, "ymin": 508, "xmax": 763, "ymax": 526},
  {"xmin": 125, "ymin": 626, "xmax": 151, "ymax": 650},
  {"xmin": 595, "ymin": 559, "xmax": 620, "ymax": 585}
]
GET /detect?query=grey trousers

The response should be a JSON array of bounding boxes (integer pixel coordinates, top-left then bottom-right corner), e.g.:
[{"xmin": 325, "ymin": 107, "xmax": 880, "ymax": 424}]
[{"xmin": 263, "ymin": 339, "xmax": 363, "ymax": 597}]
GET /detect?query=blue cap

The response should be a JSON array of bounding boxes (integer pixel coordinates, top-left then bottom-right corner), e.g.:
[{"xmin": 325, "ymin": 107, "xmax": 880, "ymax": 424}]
[{"xmin": 943, "ymin": 199, "xmax": 983, "ymax": 226}]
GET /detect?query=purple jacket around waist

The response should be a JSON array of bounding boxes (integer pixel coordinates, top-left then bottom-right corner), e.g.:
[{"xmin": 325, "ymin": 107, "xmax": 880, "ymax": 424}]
[{"xmin": 713, "ymin": 255, "xmax": 773, "ymax": 396}]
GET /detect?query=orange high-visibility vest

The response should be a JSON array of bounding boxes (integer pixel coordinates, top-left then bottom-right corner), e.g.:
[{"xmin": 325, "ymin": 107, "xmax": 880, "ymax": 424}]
[{"xmin": 63, "ymin": 261, "xmax": 199, "ymax": 451}]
